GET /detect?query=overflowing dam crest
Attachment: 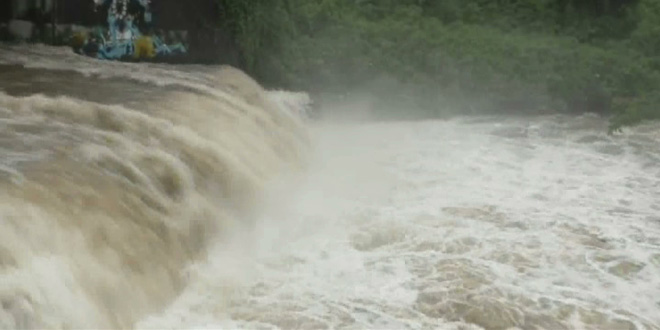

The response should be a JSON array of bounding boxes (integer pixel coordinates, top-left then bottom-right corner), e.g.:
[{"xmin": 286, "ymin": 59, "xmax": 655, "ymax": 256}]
[{"xmin": 0, "ymin": 44, "xmax": 310, "ymax": 329}]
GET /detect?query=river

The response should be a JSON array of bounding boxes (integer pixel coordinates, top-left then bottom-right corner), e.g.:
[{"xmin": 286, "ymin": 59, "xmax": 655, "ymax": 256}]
[{"xmin": 1, "ymin": 44, "xmax": 659, "ymax": 330}]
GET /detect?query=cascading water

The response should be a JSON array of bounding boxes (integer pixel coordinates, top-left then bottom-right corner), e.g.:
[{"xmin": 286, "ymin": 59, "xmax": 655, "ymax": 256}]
[
  {"xmin": 0, "ymin": 44, "xmax": 310, "ymax": 329},
  {"xmin": 1, "ymin": 44, "xmax": 659, "ymax": 330}
]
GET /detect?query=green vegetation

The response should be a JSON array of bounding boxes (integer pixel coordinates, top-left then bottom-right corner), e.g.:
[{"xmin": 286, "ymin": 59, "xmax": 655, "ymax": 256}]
[{"xmin": 216, "ymin": 0, "xmax": 660, "ymax": 130}]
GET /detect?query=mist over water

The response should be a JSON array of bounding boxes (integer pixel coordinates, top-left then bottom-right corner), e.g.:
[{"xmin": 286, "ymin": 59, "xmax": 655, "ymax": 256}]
[
  {"xmin": 140, "ymin": 118, "xmax": 660, "ymax": 330},
  {"xmin": 1, "ymin": 45, "xmax": 660, "ymax": 330}
]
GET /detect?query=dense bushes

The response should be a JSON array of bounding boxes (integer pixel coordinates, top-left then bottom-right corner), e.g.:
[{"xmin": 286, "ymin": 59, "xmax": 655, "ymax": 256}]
[{"xmin": 215, "ymin": 0, "xmax": 660, "ymax": 130}]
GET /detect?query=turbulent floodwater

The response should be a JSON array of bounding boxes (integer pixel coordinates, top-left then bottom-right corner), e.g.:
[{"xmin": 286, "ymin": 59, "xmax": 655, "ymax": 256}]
[
  {"xmin": 2, "ymin": 45, "xmax": 660, "ymax": 330},
  {"xmin": 0, "ymin": 44, "xmax": 310, "ymax": 329}
]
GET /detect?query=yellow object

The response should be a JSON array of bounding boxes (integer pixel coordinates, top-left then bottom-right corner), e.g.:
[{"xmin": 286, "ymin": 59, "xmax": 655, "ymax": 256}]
[
  {"xmin": 70, "ymin": 32, "xmax": 88, "ymax": 51},
  {"xmin": 134, "ymin": 36, "xmax": 156, "ymax": 59}
]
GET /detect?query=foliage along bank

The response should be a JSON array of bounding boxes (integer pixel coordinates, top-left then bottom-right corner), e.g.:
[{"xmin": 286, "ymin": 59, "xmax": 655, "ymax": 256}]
[{"xmin": 215, "ymin": 0, "xmax": 660, "ymax": 131}]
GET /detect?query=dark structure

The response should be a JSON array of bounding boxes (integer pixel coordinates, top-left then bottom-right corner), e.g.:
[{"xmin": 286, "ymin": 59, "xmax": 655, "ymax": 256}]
[
  {"xmin": 3, "ymin": 0, "xmax": 241, "ymax": 67},
  {"xmin": 149, "ymin": 0, "xmax": 241, "ymax": 66},
  {"xmin": 1, "ymin": 1, "xmax": 12, "ymax": 23},
  {"xmin": 56, "ymin": 0, "xmax": 104, "ymax": 26}
]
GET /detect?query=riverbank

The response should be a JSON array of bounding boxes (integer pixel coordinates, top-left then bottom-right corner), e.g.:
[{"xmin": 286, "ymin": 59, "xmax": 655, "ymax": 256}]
[{"xmin": 219, "ymin": 0, "xmax": 660, "ymax": 132}]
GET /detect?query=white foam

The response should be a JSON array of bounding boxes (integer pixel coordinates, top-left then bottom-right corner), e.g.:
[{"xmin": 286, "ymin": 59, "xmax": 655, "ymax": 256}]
[{"xmin": 140, "ymin": 117, "xmax": 660, "ymax": 329}]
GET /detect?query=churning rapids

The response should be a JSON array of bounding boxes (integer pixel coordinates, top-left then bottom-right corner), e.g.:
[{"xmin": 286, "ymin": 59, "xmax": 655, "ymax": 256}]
[{"xmin": 0, "ymin": 45, "xmax": 659, "ymax": 330}]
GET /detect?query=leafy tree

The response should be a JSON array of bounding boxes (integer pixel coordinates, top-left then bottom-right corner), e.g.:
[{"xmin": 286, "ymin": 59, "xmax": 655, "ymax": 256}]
[{"xmin": 210, "ymin": 0, "xmax": 660, "ymax": 130}]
